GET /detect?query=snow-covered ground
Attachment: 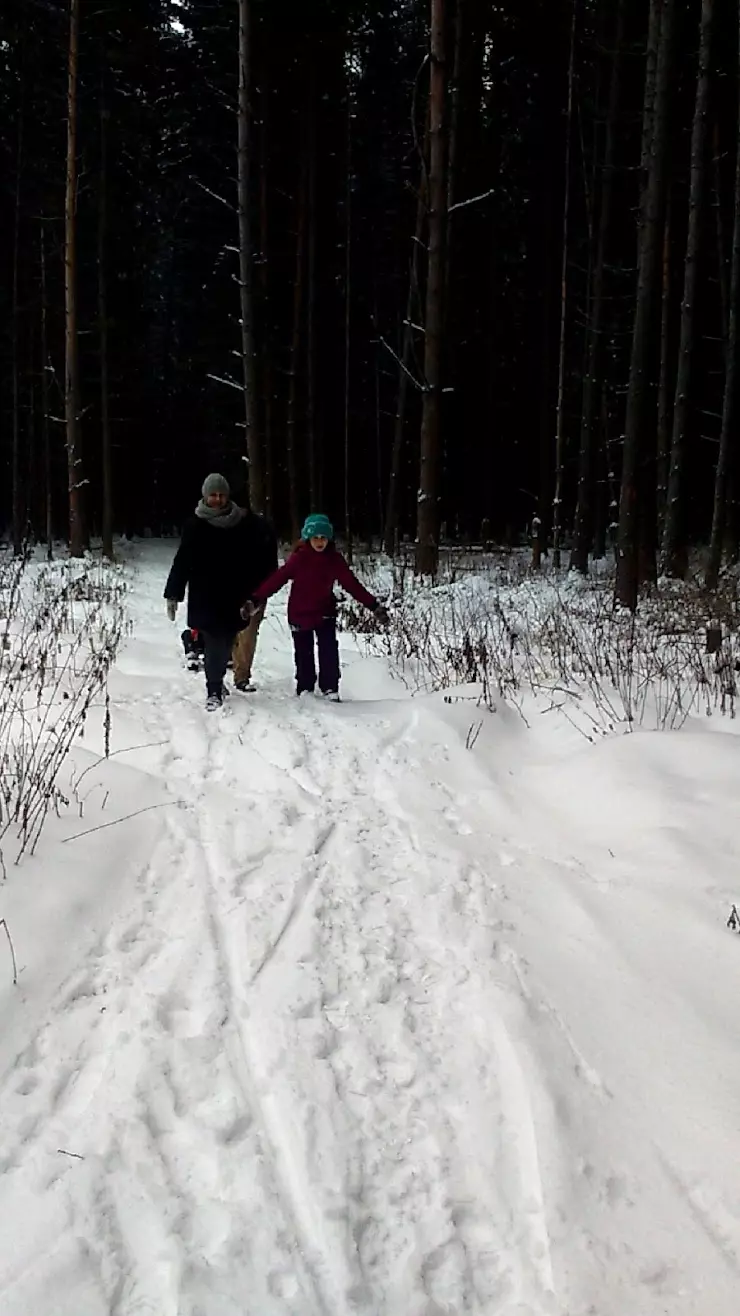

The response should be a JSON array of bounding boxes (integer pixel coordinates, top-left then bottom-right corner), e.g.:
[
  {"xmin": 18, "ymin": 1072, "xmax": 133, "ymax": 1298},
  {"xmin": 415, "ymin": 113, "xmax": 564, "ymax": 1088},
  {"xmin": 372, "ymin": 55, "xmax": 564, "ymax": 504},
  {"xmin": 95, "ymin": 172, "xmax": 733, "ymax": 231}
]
[{"xmin": 1, "ymin": 541, "xmax": 740, "ymax": 1316}]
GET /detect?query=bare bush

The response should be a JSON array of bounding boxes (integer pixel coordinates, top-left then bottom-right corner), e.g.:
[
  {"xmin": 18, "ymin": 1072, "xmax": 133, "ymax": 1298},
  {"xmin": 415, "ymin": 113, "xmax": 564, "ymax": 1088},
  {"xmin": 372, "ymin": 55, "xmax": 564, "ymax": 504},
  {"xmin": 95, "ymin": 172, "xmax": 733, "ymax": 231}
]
[
  {"xmin": 343, "ymin": 554, "xmax": 739, "ymax": 738},
  {"xmin": 0, "ymin": 553, "xmax": 128, "ymax": 869}
]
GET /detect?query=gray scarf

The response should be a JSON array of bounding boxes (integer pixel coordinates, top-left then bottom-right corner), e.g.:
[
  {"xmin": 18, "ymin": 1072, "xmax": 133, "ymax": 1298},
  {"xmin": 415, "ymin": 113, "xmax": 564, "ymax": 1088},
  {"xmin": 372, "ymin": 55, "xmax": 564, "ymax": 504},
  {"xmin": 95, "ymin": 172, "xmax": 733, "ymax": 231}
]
[{"xmin": 195, "ymin": 499, "xmax": 246, "ymax": 529}]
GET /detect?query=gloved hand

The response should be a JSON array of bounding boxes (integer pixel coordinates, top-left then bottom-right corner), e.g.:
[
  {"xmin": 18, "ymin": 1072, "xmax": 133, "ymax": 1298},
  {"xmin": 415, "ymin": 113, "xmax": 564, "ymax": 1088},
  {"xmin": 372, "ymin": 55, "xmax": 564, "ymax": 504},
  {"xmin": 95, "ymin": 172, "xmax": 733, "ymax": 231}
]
[
  {"xmin": 374, "ymin": 604, "xmax": 390, "ymax": 626},
  {"xmin": 240, "ymin": 598, "xmax": 257, "ymax": 622},
  {"xmin": 165, "ymin": 599, "xmax": 178, "ymax": 622}
]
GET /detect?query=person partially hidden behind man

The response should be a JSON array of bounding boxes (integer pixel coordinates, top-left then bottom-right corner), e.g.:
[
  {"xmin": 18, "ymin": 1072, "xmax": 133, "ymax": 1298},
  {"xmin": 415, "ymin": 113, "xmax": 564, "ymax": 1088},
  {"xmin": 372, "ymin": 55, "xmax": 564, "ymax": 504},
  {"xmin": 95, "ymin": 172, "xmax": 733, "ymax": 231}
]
[{"xmin": 164, "ymin": 473, "xmax": 277, "ymax": 710}]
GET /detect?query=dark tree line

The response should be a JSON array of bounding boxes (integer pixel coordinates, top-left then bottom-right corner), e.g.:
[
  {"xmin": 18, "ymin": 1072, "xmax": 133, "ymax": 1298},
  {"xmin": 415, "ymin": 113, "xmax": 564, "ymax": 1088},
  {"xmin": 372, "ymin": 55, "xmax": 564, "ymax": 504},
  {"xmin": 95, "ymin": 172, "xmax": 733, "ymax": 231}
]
[{"xmin": 1, "ymin": 0, "xmax": 740, "ymax": 601}]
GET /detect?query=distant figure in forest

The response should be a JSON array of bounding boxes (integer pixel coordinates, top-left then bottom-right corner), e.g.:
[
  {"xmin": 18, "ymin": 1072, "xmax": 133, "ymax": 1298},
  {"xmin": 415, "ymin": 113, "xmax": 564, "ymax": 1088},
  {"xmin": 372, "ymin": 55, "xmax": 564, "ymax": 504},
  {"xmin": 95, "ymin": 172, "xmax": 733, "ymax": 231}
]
[
  {"xmin": 243, "ymin": 513, "xmax": 388, "ymax": 701},
  {"xmin": 164, "ymin": 473, "xmax": 277, "ymax": 710}
]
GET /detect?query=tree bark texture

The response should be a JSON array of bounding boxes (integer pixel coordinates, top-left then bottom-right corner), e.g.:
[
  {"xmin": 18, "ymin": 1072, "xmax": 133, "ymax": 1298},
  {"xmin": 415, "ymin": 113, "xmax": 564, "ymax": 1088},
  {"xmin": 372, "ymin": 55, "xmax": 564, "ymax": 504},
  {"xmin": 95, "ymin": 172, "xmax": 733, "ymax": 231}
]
[
  {"xmin": 286, "ymin": 149, "xmax": 307, "ymax": 543},
  {"xmin": 40, "ymin": 221, "xmax": 53, "ymax": 557},
  {"xmin": 706, "ymin": 0, "xmax": 740, "ymax": 589},
  {"xmin": 383, "ymin": 171, "xmax": 427, "ymax": 556},
  {"xmin": 237, "ymin": 0, "xmax": 264, "ymax": 513},
  {"xmin": 615, "ymin": 0, "xmax": 674, "ymax": 610},
  {"xmin": 656, "ymin": 194, "xmax": 673, "ymax": 533},
  {"xmin": 415, "ymin": 0, "xmax": 448, "ymax": 576},
  {"xmin": 570, "ymin": 0, "xmax": 625, "ymax": 574},
  {"xmin": 99, "ymin": 68, "xmax": 114, "ymax": 559},
  {"xmin": 12, "ymin": 64, "xmax": 24, "ymax": 555},
  {"xmin": 65, "ymin": 0, "xmax": 85, "ymax": 556},
  {"xmin": 552, "ymin": 0, "xmax": 578, "ymax": 570},
  {"xmin": 661, "ymin": 0, "xmax": 714, "ymax": 578}
]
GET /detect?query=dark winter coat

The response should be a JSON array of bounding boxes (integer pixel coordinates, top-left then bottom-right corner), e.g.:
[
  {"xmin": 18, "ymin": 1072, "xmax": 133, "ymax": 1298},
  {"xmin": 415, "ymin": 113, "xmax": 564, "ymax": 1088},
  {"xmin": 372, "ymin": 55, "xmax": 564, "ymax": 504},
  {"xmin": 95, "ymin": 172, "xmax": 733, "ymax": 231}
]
[
  {"xmin": 252, "ymin": 541, "xmax": 378, "ymax": 630},
  {"xmin": 165, "ymin": 510, "xmax": 278, "ymax": 634}
]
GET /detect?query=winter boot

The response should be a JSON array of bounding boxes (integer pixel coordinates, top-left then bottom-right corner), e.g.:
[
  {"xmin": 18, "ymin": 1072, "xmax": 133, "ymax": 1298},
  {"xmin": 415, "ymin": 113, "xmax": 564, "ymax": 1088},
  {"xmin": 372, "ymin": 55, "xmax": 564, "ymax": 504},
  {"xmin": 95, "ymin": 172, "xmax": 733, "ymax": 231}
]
[{"xmin": 205, "ymin": 683, "xmax": 228, "ymax": 711}]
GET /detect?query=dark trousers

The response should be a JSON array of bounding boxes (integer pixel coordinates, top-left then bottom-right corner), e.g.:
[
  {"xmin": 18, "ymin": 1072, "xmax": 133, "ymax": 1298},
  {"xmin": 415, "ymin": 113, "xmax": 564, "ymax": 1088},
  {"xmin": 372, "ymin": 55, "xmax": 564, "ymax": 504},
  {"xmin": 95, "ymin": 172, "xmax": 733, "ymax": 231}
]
[
  {"xmin": 202, "ymin": 631, "xmax": 236, "ymax": 696},
  {"xmin": 292, "ymin": 619, "xmax": 340, "ymax": 694}
]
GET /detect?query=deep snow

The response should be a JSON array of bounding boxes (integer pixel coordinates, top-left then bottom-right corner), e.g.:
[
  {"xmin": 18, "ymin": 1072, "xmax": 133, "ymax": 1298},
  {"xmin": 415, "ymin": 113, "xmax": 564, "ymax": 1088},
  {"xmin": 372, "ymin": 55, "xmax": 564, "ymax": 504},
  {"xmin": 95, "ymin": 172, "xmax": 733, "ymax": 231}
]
[{"xmin": 1, "ymin": 541, "xmax": 740, "ymax": 1316}]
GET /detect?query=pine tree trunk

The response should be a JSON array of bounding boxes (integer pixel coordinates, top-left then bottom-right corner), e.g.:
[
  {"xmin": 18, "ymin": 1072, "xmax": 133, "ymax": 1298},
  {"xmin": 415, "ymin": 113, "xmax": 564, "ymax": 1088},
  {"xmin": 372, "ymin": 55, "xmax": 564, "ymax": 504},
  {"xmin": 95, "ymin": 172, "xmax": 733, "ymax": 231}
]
[
  {"xmin": 40, "ymin": 220, "xmax": 53, "ymax": 558},
  {"xmin": 415, "ymin": 0, "xmax": 448, "ymax": 577},
  {"xmin": 444, "ymin": 0, "xmax": 463, "ymax": 320},
  {"xmin": 661, "ymin": 0, "xmax": 714, "ymax": 578},
  {"xmin": 99, "ymin": 68, "xmax": 114, "ymax": 560},
  {"xmin": 27, "ymin": 319, "xmax": 36, "ymax": 541},
  {"xmin": 65, "ymin": 0, "xmax": 85, "ymax": 557},
  {"xmin": 374, "ymin": 289, "xmax": 384, "ymax": 543},
  {"xmin": 383, "ymin": 176, "xmax": 426, "ymax": 556},
  {"xmin": 286, "ymin": 151, "xmax": 307, "ymax": 543},
  {"xmin": 656, "ymin": 194, "xmax": 673, "ymax": 533},
  {"xmin": 592, "ymin": 387, "xmax": 610, "ymax": 557},
  {"xmin": 257, "ymin": 88, "xmax": 275, "ymax": 522},
  {"xmin": 446, "ymin": 0, "xmax": 462, "ymax": 219},
  {"xmin": 12, "ymin": 68, "xmax": 24, "ymax": 556},
  {"xmin": 552, "ymin": 0, "xmax": 578, "ymax": 570},
  {"xmin": 344, "ymin": 68, "xmax": 353, "ymax": 559},
  {"xmin": 614, "ymin": 0, "xmax": 674, "ymax": 610},
  {"xmin": 713, "ymin": 117, "xmax": 730, "ymax": 346},
  {"xmin": 570, "ymin": 0, "xmax": 624, "ymax": 574},
  {"xmin": 237, "ymin": 0, "xmax": 264, "ymax": 513},
  {"xmin": 706, "ymin": 0, "xmax": 740, "ymax": 590},
  {"xmin": 306, "ymin": 69, "xmax": 318, "ymax": 511}
]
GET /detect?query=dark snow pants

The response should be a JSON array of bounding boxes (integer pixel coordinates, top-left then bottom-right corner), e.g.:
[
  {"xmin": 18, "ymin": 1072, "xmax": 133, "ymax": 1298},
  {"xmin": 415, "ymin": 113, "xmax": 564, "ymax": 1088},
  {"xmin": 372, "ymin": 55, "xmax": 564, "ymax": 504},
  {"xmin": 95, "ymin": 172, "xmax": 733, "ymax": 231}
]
[
  {"xmin": 202, "ymin": 631, "xmax": 237, "ymax": 697},
  {"xmin": 292, "ymin": 619, "xmax": 340, "ymax": 695}
]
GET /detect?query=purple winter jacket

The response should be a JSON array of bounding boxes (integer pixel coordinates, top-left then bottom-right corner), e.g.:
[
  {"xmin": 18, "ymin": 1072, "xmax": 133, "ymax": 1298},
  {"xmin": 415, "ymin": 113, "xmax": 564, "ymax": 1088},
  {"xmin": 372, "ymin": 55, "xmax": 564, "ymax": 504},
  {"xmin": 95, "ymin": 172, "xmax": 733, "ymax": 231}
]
[{"xmin": 252, "ymin": 541, "xmax": 378, "ymax": 629}]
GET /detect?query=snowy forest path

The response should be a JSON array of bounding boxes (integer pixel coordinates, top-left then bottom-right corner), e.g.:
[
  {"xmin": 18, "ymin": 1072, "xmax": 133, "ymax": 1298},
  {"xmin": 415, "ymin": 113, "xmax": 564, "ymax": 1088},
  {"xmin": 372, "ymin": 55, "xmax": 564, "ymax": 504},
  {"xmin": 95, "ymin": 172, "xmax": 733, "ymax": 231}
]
[{"xmin": 3, "ymin": 545, "xmax": 740, "ymax": 1316}]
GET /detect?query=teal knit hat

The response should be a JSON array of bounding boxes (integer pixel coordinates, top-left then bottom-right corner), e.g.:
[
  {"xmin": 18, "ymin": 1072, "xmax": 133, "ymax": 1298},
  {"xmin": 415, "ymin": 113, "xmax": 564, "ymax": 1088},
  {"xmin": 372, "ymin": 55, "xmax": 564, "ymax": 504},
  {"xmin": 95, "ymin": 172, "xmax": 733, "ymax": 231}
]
[{"xmin": 301, "ymin": 513, "xmax": 334, "ymax": 541}]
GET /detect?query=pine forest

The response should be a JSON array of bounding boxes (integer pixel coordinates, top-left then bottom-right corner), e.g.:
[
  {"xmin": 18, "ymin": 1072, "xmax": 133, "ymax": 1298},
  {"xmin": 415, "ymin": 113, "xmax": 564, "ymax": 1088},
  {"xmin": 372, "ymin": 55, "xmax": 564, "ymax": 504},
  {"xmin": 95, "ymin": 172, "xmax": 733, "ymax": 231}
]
[{"xmin": 1, "ymin": 0, "xmax": 740, "ymax": 607}]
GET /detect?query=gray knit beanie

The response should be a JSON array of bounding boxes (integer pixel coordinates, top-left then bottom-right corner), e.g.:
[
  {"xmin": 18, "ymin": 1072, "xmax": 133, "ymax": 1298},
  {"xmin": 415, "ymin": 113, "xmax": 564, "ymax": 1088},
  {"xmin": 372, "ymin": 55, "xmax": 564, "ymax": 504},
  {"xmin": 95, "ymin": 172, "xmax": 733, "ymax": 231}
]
[{"xmin": 202, "ymin": 472, "xmax": 230, "ymax": 499}]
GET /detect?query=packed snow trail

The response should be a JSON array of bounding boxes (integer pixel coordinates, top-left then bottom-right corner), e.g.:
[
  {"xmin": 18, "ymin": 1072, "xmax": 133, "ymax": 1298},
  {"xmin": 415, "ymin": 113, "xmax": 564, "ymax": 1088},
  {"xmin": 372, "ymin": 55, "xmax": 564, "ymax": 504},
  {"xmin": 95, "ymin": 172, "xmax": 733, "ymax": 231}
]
[{"xmin": 1, "ymin": 542, "xmax": 740, "ymax": 1316}]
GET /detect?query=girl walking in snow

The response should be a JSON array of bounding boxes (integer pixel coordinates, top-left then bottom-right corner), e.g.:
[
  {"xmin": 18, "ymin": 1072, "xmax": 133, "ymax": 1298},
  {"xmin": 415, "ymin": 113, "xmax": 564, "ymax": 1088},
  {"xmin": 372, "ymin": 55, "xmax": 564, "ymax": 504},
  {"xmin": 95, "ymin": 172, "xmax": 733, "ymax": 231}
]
[{"xmin": 245, "ymin": 514, "xmax": 387, "ymax": 700}]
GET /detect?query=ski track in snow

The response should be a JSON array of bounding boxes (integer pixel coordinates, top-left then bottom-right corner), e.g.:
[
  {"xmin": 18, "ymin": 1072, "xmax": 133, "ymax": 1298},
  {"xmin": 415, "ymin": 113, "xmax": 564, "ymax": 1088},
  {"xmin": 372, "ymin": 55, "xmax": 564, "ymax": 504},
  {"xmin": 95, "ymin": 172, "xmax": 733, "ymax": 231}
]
[{"xmin": 2, "ymin": 544, "xmax": 740, "ymax": 1316}]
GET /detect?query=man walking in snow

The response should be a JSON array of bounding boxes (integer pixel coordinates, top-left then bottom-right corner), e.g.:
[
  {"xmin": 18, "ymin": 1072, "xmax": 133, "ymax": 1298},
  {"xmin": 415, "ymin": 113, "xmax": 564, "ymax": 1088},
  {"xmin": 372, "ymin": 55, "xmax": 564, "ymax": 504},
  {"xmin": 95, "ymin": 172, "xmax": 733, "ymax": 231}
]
[{"xmin": 164, "ymin": 473, "xmax": 277, "ymax": 710}]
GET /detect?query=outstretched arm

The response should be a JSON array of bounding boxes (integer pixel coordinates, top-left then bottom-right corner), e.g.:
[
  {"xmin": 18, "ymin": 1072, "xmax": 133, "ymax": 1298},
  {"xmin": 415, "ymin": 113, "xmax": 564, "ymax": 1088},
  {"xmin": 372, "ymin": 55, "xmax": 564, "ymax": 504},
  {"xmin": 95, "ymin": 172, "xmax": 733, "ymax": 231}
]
[{"xmin": 251, "ymin": 554, "xmax": 297, "ymax": 602}]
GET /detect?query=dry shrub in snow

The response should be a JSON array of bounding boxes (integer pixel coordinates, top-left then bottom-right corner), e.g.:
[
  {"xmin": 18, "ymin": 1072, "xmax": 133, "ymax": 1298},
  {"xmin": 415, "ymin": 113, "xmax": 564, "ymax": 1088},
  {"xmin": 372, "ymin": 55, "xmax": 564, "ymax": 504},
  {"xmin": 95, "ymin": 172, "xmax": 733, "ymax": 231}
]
[
  {"xmin": 342, "ymin": 554, "xmax": 740, "ymax": 738},
  {"xmin": 0, "ymin": 551, "xmax": 128, "ymax": 871}
]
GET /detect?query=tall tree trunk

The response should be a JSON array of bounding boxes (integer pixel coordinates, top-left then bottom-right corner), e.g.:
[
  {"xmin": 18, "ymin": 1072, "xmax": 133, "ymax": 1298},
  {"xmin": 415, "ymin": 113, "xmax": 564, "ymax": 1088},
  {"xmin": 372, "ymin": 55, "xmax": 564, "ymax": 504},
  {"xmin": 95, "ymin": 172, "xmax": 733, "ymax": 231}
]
[
  {"xmin": 415, "ymin": 0, "xmax": 448, "ymax": 576},
  {"xmin": 99, "ymin": 66, "xmax": 114, "ymax": 559},
  {"xmin": 656, "ymin": 194, "xmax": 673, "ymax": 533},
  {"xmin": 614, "ymin": 0, "xmax": 674, "ymax": 610},
  {"xmin": 713, "ymin": 117, "xmax": 730, "ymax": 346},
  {"xmin": 446, "ymin": 0, "xmax": 462, "ymax": 219},
  {"xmin": 237, "ymin": 0, "xmax": 264, "ymax": 513},
  {"xmin": 552, "ymin": 0, "xmax": 578, "ymax": 571},
  {"xmin": 383, "ymin": 176, "xmax": 427, "ymax": 556},
  {"xmin": 286, "ymin": 152, "xmax": 307, "ymax": 543},
  {"xmin": 444, "ymin": 0, "xmax": 463, "ymax": 319},
  {"xmin": 570, "ymin": 0, "xmax": 625, "ymax": 574},
  {"xmin": 374, "ymin": 289, "xmax": 384, "ymax": 544},
  {"xmin": 257, "ymin": 87, "xmax": 274, "ymax": 522},
  {"xmin": 661, "ymin": 0, "xmax": 714, "ymax": 578},
  {"xmin": 592, "ymin": 386, "xmax": 610, "ymax": 557},
  {"xmin": 306, "ymin": 68, "xmax": 319, "ymax": 511},
  {"xmin": 344, "ymin": 66, "xmax": 353, "ymax": 559},
  {"xmin": 706, "ymin": 0, "xmax": 740, "ymax": 590},
  {"xmin": 40, "ymin": 220, "xmax": 53, "ymax": 558},
  {"xmin": 12, "ymin": 63, "xmax": 24, "ymax": 556},
  {"xmin": 65, "ymin": 0, "xmax": 85, "ymax": 557},
  {"xmin": 535, "ymin": 165, "xmax": 555, "ymax": 567}
]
